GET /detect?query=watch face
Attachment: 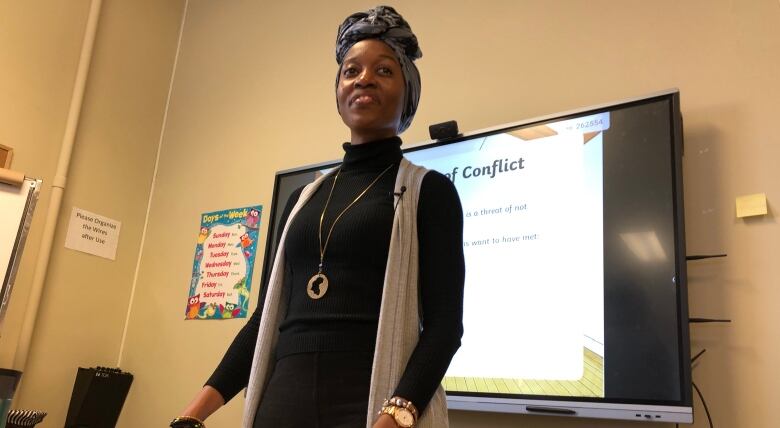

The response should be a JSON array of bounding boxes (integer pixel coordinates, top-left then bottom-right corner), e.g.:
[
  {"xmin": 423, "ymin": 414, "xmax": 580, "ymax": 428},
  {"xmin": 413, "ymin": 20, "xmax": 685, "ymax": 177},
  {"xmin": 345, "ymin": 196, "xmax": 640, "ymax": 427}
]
[{"xmin": 395, "ymin": 408, "xmax": 414, "ymax": 427}]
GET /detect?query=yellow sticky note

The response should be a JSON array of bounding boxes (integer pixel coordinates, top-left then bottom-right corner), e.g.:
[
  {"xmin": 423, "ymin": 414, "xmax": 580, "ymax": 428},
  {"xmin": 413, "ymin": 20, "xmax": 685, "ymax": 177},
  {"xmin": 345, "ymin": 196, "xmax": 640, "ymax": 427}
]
[{"xmin": 736, "ymin": 193, "xmax": 767, "ymax": 218}]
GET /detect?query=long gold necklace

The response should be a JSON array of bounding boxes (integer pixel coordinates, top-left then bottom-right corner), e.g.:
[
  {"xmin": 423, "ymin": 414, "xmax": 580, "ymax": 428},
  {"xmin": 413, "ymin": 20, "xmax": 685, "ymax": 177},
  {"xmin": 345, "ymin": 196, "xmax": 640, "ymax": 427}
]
[{"xmin": 307, "ymin": 163, "xmax": 395, "ymax": 299}]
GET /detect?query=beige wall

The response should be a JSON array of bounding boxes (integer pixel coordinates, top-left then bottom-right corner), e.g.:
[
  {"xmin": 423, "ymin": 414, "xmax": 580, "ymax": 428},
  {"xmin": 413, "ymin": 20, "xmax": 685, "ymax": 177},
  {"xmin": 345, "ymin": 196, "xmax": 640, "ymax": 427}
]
[
  {"xmin": 0, "ymin": 0, "xmax": 91, "ymax": 367},
  {"xmin": 4, "ymin": 0, "xmax": 779, "ymax": 427},
  {"xmin": 0, "ymin": 0, "xmax": 185, "ymax": 426}
]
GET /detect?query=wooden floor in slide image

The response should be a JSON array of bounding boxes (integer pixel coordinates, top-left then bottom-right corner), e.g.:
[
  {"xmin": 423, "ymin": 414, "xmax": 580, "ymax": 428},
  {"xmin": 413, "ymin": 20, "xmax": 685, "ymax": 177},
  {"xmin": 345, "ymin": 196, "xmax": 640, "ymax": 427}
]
[{"xmin": 443, "ymin": 348, "xmax": 604, "ymax": 398}]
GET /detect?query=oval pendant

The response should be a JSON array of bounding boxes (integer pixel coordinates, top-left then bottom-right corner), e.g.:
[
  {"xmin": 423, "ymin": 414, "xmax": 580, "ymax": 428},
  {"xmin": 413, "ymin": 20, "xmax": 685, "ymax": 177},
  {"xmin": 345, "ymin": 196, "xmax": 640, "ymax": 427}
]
[{"xmin": 307, "ymin": 273, "xmax": 329, "ymax": 299}]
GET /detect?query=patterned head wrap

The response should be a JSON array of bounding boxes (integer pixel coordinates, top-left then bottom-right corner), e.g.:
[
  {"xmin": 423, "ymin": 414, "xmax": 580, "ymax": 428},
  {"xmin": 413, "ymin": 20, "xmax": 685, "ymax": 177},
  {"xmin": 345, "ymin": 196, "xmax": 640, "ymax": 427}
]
[{"xmin": 336, "ymin": 5, "xmax": 422, "ymax": 134}]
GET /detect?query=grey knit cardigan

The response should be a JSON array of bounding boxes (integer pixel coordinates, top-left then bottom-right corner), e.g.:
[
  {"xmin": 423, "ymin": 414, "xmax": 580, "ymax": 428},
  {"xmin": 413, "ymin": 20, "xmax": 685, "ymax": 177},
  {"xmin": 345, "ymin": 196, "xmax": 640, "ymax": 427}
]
[{"xmin": 241, "ymin": 158, "xmax": 449, "ymax": 427}]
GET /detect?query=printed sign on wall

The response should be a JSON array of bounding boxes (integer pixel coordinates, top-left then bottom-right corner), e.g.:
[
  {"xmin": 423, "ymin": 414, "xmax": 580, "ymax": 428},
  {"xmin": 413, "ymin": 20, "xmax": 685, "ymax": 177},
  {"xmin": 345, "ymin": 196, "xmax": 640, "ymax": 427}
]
[
  {"xmin": 186, "ymin": 205, "xmax": 261, "ymax": 320},
  {"xmin": 64, "ymin": 207, "xmax": 122, "ymax": 260}
]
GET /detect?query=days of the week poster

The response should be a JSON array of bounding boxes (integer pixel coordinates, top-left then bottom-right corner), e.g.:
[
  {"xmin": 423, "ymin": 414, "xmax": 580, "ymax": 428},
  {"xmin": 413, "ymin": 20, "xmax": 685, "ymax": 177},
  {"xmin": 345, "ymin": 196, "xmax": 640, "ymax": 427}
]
[{"xmin": 185, "ymin": 205, "xmax": 262, "ymax": 320}]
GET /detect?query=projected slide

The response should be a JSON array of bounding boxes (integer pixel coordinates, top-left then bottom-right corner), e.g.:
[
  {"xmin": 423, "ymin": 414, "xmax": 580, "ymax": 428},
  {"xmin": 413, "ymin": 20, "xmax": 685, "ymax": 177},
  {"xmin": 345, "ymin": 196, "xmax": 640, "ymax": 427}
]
[{"xmin": 406, "ymin": 113, "xmax": 607, "ymax": 398}]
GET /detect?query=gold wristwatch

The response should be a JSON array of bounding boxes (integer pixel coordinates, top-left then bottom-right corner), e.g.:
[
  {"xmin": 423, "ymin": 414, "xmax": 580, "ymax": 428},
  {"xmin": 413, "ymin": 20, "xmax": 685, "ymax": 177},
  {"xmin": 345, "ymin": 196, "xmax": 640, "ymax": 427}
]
[{"xmin": 380, "ymin": 397, "xmax": 418, "ymax": 428}]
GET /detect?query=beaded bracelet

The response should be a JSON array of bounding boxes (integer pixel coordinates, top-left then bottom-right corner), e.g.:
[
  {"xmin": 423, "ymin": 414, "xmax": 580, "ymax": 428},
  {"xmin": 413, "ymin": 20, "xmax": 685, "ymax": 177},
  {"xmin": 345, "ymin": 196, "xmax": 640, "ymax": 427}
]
[
  {"xmin": 388, "ymin": 396, "xmax": 419, "ymax": 419},
  {"xmin": 169, "ymin": 415, "xmax": 206, "ymax": 428}
]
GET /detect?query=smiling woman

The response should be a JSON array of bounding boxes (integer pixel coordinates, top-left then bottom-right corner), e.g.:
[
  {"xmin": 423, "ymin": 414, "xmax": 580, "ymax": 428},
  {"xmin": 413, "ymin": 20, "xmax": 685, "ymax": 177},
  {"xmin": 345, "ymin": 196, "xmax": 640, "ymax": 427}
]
[
  {"xmin": 174, "ymin": 6, "xmax": 465, "ymax": 428},
  {"xmin": 337, "ymin": 39, "xmax": 406, "ymax": 144},
  {"xmin": 334, "ymin": 5, "xmax": 423, "ymax": 137}
]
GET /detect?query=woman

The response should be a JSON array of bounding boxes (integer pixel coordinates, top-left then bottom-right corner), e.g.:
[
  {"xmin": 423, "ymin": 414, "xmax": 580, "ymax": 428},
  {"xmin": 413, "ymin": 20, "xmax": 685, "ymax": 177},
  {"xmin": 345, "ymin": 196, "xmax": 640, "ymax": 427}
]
[{"xmin": 170, "ymin": 6, "xmax": 464, "ymax": 428}]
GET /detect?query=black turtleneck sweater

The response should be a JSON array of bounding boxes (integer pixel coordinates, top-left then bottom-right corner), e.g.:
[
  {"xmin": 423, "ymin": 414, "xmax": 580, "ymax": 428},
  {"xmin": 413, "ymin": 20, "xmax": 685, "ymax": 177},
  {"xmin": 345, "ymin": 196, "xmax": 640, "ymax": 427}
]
[{"xmin": 206, "ymin": 137, "xmax": 464, "ymax": 414}]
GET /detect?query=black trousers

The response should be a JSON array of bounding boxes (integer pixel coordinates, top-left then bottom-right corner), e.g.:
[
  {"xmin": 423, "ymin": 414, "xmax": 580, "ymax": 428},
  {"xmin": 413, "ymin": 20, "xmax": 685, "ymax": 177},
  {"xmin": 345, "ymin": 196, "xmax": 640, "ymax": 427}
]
[{"xmin": 253, "ymin": 351, "xmax": 374, "ymax": 428}]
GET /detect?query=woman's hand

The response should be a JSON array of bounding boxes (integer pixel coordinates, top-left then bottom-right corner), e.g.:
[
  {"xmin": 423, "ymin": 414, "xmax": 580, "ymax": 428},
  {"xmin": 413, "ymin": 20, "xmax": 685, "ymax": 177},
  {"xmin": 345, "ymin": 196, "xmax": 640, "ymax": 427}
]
[
  {"xmin": 372, "ymin": 413, "xmax": 399, "ymax": 428},
  {"xmin": 180, "ymin": 386, "xmax": 225, "ymax": 422}
]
